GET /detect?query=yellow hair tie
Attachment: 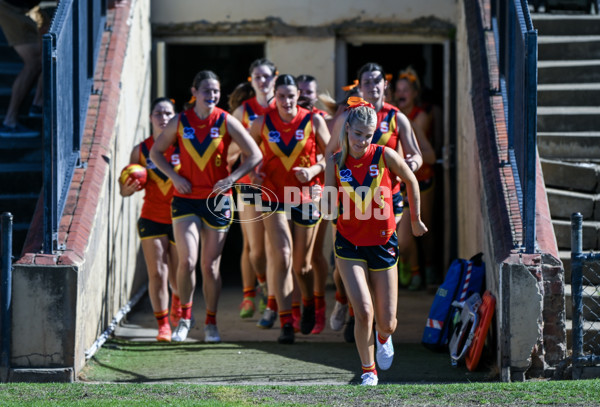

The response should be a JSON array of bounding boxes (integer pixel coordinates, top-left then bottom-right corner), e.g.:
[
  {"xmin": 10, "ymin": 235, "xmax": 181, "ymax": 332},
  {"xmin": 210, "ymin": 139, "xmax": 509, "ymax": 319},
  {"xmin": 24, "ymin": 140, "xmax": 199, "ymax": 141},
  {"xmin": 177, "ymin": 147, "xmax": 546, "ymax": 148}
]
[
  {"xmin": 247, "ymin": 76, "xmax": 252, "ymax": 82},
  {"xmin": 342, "ymin": 79, "xmax": 359, "ymax": 91},
  {"xmin": 188, "ymin": 96, "xmax": 196, "ymax": 104},
  {"xmin": 385, "ymin": 73, "xmax": 393, "ymax": 82}
]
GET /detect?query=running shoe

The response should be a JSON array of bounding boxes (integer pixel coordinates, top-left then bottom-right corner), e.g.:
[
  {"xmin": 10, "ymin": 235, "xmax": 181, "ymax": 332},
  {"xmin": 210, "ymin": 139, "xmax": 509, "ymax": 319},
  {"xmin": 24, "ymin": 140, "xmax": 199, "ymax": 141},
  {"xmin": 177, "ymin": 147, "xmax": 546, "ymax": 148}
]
[
  {"xmin": 329, "ymin": 301, "xmax": 348, "ymax": 331},
  {"xmin": 375, "ymin": 332, "xmax": 394, "ymax": 370},
  {"xmin": 344, "ymin": 316, "xmax": 355, "ymax": 343},
  {"xmin": 311, "ymin": 305, "xmax": 325, "ymax": 334},
  {"xmin": 239, "ymin": 298, "xmax": 256, "ymax": 319},
  {"xmin": 156, "ymin": 324, "xmax": 172, "ymax": 342},
  {"xmin": 172, "ymin": 318, "xmax": 192, "ymax": 342},
  {"xmin": 257, "ymin": 282, "xmax": 268, "ymax": 313},
  {"xmin": 300, "ymin": 304, "xmax": 315, "ymax": 334},
  {"xmin": 204, "ymin": 324, "xmax": 221, "ymax": 343},
  {"xmin": 278, "ymin": 323, "xmax": 295, "ymax": 344},
  {"xmin": 257, "ymin": 308, "xmax": 276, "ymax": 329},
  {"xmin": 360, "ymin": 371, "xmax": 378, "ymax": 386}
]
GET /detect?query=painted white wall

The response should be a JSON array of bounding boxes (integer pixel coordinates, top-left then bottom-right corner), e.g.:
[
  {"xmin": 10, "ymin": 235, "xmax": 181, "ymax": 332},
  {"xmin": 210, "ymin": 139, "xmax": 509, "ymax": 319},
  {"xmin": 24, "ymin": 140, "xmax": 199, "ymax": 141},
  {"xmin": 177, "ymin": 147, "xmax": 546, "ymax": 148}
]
[{"xmin": 151, "ymin": 0, "xmax": 456, "ymax": 26}]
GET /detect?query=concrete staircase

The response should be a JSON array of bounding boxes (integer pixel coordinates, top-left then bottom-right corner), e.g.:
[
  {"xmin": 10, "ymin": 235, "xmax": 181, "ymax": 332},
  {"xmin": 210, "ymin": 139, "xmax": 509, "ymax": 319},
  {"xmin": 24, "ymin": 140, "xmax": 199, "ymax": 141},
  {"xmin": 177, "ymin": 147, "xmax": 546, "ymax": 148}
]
[
  {"xmin": 533, "ymin": 13, "xmax": 600, "ymax": 351},
  {"xmin": 0, "ymin": 31, "xmax": 43, "ymax": 258}
]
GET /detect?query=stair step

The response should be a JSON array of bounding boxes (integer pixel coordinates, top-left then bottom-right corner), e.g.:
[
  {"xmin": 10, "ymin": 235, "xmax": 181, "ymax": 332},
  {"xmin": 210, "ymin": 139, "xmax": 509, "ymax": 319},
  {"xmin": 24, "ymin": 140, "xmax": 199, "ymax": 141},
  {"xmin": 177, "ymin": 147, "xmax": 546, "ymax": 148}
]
[
  {"xmin": 540, "ymin": 158, "xmax": 600, "ymax": 193},
  {"xmin": 565, "ymin": 319, "xmax": 600, "ymax": 353},
  {"xmin": 538, "ymin": 60, "xmax": 600, "ymax": 84},
  {"xmin": 533, "ymin": 15, "xmax": 600, "ymax": 36},
  {"xmin": 538, "ymin": 83, "xmax": 600, "ymax": 106},
  {"xmin": 565, "ymin": 284, "xmax": 600, "ymax": 320},
  {"xmin": 553, "ymin": 219, "xmax": 600, "ymax": 249},
  {"xmin": 538, "ymin": 36, "xmax": 600, "ymax": 60},
  {"xmin": 547, "ymin": 188, "xmax": 599, "ymax": 220},
  {"xmin": 538, "ymin": 132, "xmax": 600, "ymax": 159},
  {"xmin": 537, "ymin": 106, "xmax": 600, "ymax": 132}
]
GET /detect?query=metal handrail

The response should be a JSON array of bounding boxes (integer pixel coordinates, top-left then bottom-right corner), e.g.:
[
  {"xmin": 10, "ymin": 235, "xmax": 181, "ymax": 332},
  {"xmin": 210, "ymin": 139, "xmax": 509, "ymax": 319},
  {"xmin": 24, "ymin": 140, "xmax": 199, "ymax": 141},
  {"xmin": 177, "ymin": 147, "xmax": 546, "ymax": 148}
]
[
  {"xmin": 492, "ymin": 0, "xmax": 538, "ymax": 253},
  {"xmin": 42, "ymin": 0, "xmax": 106, "ymax": 253},
  {"xmin": 1, "ymin": 212, "xmax": 13, "ymax": 381}
]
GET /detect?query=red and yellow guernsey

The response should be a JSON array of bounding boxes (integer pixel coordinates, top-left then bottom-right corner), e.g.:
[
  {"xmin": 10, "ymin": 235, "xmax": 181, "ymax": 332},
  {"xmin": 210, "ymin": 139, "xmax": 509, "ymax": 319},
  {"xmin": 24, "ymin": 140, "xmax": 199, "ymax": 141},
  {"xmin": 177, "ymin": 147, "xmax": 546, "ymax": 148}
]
[
  {"xmin": 238, "ymin": 97, "xmax": 274, "ymax": 184},
  {"xmin": 406, "ymin": 105, "xmax": 434, "ymax": 182},
  {"xmin": 373, "ymin": 102, "xmax": 400, "ymax": 194},
  {"xmin": 175, "ymin": 107, "xmax": 232, "ymax": 199},
  {"xmin": 138, "ymin": 137, "xmax": 180, "ymax": 224},
  {"xmin": 260, "ymin": 106, "xmax": 319, "ymax": 203},
  {"xmin": 335, "ymin": 144, "xmax": 395, "ymax": 246}
]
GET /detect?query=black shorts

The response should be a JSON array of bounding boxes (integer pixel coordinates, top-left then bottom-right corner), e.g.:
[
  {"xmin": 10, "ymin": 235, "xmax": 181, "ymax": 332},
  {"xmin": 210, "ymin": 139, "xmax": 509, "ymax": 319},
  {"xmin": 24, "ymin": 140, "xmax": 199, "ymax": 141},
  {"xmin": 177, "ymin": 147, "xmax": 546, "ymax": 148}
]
[
  {"xmin": 171, "ymin": 195, "xmax": 233, "ymax": 231},
  {"xmin": 137, "ymin": 218, "xmax": 175, "ymax": 244},
  {"xmin": 235, "ymin": 184, "xmax": 263, "ymax": 207},
  {"xmin": 334, "ymin": 231, "xmax": 399, "ymax": 271}
]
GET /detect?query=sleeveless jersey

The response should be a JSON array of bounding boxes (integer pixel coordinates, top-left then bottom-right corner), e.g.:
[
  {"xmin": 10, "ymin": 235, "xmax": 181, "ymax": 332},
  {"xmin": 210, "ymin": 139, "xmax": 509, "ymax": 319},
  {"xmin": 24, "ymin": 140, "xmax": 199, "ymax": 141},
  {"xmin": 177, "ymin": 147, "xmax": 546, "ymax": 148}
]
[
  {"xmin": 238, "ymin": 97, "xmax": 274, "ymax": 184},
  {"xmin": 335, "ymin": 144, "xmax": 396, "ymax": 246},
  {"xmin": 311, "ymin": 106, "xmax": 329, "ymax": 117},
  {"xmin": 139, "ymin": 137, "xmax": 180, "ymax": 223},
  {"xmin": 406, "ymin": 105, "xmax": 434, "ymax": 182},
  {"xmin": 373, "ymin": 102, "xmax": 400, "ymax": 194},
  {"xmin": 175, "ymin": 107, "xmax": 232, "ymax": 199},
  {"xmin": 260, "ymin": 106, "xmax": 319, "ymax": 203}
]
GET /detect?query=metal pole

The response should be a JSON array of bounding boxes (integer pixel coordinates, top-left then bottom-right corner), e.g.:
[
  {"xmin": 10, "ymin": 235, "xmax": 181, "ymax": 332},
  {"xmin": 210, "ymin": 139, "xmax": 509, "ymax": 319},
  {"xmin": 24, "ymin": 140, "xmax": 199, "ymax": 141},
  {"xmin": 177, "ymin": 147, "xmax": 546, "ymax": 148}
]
[
  {"xmin": 1, "ymin": 212, "xmax": 13, "ymax": 380},
  {"xmin": 570, "ymin": 212, "xmax": 584, "ymax": 366}
]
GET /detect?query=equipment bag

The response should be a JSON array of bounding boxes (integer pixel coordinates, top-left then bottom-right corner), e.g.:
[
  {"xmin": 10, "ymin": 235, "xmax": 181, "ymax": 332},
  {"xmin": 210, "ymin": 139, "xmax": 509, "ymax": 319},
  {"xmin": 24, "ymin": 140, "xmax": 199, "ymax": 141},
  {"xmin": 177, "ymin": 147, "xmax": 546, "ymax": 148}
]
[
  {"xmin": 449, "ymin": 292, "xmax": 482, "ymax": 366},
  {"xmin": 422, "ymin": 253, "xmax": 485, "ymax": 351}
]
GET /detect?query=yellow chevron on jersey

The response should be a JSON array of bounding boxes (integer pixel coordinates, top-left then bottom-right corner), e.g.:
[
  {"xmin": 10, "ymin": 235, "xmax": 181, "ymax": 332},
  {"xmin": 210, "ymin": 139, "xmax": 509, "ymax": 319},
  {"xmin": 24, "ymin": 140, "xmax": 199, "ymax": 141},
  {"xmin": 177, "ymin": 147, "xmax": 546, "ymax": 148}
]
[
  {"xmin": 139, "ymin": 141, "xmax": 179, "ymax": 196},
  {"xmin": 179, "ymin": 112, "xmax": 226, "ymax": 172},
  {"xmin": 262, "ymin": 113, "xmax": 312, "ymax": 171},
  {"xmin": 338, "ymin": 152, "xmax": 386, "ymax": 214},
  {"xmin": 373, "ymin": 109, "xmax": 397, "ymax": 147}
]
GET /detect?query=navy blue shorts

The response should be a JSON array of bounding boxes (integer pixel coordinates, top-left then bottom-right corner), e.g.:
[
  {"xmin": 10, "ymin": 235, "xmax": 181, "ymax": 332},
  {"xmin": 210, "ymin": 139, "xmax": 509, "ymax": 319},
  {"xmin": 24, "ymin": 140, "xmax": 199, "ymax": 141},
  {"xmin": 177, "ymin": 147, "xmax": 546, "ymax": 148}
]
[
  {"xmin": 262, "ymin": 200, "xmax": 321, "ymax": 227},
  {"xmin": 171, "ymin": 195, "xmax": 233, "ymax": 231},
  {"xmin": 392, "ymin": 191, "xmax": 403, "ymax": 217},
  {"xmin": 235, "ymin": 184, "xmax": 263, "ymax": 207},
  {"xmin": 137, "ymin": 217, "xmax": 175, "ymax": 244},
  {"xmin": 334, "ymin": 231, "xmax": 399, "ymax": 271}
]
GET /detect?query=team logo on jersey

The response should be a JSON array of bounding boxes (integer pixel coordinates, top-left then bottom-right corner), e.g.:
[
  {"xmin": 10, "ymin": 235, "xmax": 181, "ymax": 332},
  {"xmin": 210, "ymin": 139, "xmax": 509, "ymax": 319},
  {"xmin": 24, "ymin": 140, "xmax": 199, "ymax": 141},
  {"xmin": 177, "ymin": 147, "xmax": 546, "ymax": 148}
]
[
  {"xmin": 387, "ymin": 247, "xmax": 396, "ymax": 257},
  {"xmin": 210, "ymin": 127, "xmax": 221, "ymax": 138},
  {"xmin": 171, "ymin": 154, "xmax": 180, "ymax": 166},
  {"xmin": 339, "ymin": 169, "xmax": 353, "ymax": 182},
  {"xmin": 249, "ymin": 114, "xmax": 257, "ymax": 122},
  {"xmin": 146, "ymin": 159, "xmax": 157, "ymax": 170},
  {"xmin": 295, "ymin": 130, "xmax": 305, "ymax": 141},
  {"xmin": 183, "ymin": 127, "xmax": 195, "ymax": 139},
  {"xmin": 380, "ymin": 121, "xmax": 389, "ymax": 133},
  {"xmin": 268, "ymin": 131, "xmax": 281, "ymax": 143}
]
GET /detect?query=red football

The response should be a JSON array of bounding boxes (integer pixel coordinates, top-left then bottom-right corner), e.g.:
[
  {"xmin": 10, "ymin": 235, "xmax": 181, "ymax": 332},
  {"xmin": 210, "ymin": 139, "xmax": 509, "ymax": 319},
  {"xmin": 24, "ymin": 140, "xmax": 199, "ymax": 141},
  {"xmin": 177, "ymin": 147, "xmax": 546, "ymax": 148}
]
[{"xmin": 120, "ymin": 164, "xmax": 147, "ymax": 190}]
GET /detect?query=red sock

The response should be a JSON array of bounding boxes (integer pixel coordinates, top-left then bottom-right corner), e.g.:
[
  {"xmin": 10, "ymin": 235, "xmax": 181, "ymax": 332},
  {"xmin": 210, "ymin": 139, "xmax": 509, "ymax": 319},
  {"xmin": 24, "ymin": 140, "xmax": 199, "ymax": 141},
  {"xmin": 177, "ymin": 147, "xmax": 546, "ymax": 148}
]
[
  {"xmin": 335, "ymin": 291, "xmax": 348, "ymax": 305},
  {"xmin": 302, "ymin": 297, "xmax": 315, "ymax": 308},
  {"xmin": 349, "ymin": 304, "xmax": 355, "ymax": 317},
  {"xmin": 314, "ymin": 292, "xmax": 325, "ymax": 311},
  {"xmin": 154, "ymin": 309, "xmax": 169, "ymax": 327},
  {"xmin": 257, "ymin": 275, "xmax": 266, "ymax": 284},
  {"xmin": 362, "ymin": 362, "xmax": 377, "ymax": 375},
  {"xmin": 205, "ymin": 310, "xmax": 216, "ymax": 325},
  {"xmin": 243, "ymin": 287, "xmax": 256, "ymax": 299},
  {"xmin": 279, "ymin": 310, "xmax": 293, "ymax": 326},
  {"xmin": 181, "ymin": 301, "xmax": 193, "ymax": 320},
  {"xmin": 377, "ymin": 332, "xmax": 389, "ymax": 344},
  {"xmin": 267, "ymin": 296, "xmax": 278, "ymax": 312},
  {"xmin": 292, "ymin": 303, "xmax": 301, "ymax": 322},
  {"xmin": 171, "ymin": 294, "xmax": 181, "ymax": 311}
]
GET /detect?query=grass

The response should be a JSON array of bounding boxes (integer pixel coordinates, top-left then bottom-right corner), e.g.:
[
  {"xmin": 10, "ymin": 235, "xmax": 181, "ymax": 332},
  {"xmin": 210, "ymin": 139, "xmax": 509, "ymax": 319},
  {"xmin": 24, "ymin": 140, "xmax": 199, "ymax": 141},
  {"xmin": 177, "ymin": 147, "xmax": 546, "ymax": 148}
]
[{"xmin": 0, "ymin": 380, "xmax": 599, "ymax": 406}]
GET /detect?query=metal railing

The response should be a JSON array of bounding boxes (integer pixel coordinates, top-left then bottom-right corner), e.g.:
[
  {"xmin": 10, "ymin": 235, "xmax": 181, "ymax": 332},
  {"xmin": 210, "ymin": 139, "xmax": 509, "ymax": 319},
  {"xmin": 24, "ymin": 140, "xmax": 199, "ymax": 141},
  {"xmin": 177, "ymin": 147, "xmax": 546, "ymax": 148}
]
[
  {"xmin": 1, "ymin": 212, "xmax": 13, "ymax": 381},
  {"xmin": 571, "ymin": 213, "xmax": 600, "ymax": 379},
  {"xmin": 491, "ymin": 0, "xmax": 538, "ymax": 253},
  {"xmin": 42, "ymin": 0, "xmax": 106, "ymax": 253}
]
